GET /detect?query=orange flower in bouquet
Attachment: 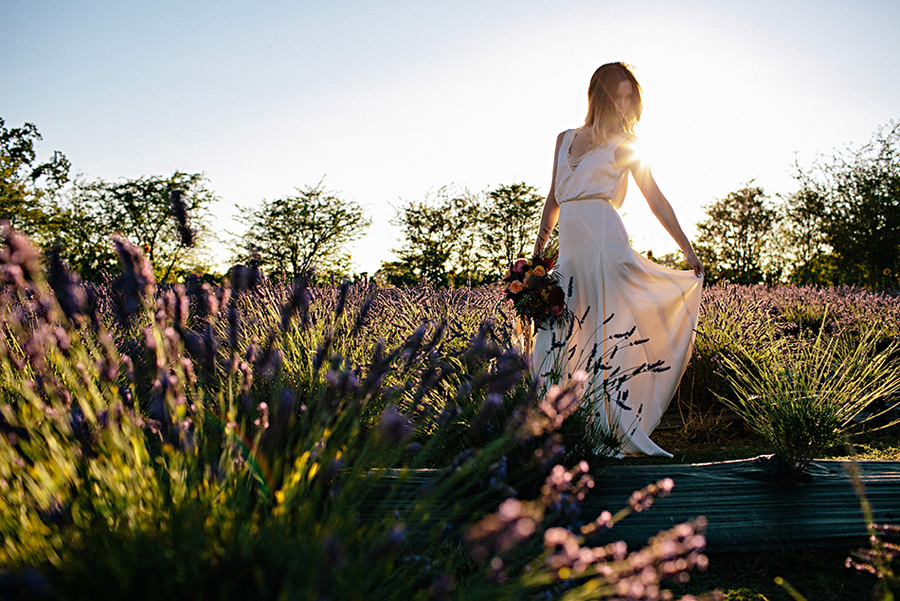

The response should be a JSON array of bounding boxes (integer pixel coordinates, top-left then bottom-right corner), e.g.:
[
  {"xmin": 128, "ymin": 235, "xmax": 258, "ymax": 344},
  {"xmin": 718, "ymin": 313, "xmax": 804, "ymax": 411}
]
[{"xmin": 501, "ymin": 243, "xmax": 571, "ymax": 330}]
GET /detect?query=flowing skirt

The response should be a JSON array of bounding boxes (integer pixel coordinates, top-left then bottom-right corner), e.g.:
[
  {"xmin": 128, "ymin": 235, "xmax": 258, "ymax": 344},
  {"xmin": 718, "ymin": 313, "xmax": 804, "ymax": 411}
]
[{"xmin": 531, "ymin": 199, "xmax": 702, "ymax": 456}]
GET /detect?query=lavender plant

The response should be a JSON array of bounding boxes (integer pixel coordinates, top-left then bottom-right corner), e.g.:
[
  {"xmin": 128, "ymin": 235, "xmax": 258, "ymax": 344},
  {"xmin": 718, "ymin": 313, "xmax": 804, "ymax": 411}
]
[
  {"xmin": 684, "ymin": 283, "xmax": 900, "ymax": 417},
  {"xmin": 0, "ymin": 224, "xmax": 714, "ymax": 600},
  {"xmin": 717, "ymin": 319, "xmax": 900, "ymax": 475}
]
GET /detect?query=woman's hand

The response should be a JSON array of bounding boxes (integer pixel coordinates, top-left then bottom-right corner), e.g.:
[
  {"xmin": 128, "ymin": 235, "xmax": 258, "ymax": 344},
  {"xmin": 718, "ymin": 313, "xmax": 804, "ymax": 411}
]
[{"xmin": 684, "ymin": 247, "xmax": 704, "ymax": 278}]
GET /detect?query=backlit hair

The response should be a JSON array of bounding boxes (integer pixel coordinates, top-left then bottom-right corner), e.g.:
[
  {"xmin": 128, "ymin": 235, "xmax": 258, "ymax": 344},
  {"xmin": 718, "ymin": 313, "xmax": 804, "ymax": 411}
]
[{"xmin": 583, "ymin": 62, "xmax": 642, "ymax": 144}]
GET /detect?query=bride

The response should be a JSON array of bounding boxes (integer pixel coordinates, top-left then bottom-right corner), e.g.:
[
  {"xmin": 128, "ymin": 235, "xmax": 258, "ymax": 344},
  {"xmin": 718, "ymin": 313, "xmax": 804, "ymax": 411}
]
[{"xmin": 531, "ymin": 62, "xmax": 704, "ymax": 457}]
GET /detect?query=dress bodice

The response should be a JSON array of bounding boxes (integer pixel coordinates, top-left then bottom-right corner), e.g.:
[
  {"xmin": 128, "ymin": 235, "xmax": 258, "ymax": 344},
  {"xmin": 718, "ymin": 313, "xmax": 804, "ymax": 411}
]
[{"xmin": 555, "ymin": 129, "xmax": 630, "ymax": 209}]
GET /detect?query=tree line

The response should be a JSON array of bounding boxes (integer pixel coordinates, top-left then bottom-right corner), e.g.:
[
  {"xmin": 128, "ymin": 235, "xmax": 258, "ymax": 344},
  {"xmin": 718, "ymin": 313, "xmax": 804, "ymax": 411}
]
[
  {"xmin": 2, "ymin": 116, "xmax": 898, "ymax": 289},
  {"xmin": 0, "ymin": 117, "xmax": 545, "ymax": 286},
  {"xmin": 691, "ymin": 122, "xmax": 900, "ymax": 288}
]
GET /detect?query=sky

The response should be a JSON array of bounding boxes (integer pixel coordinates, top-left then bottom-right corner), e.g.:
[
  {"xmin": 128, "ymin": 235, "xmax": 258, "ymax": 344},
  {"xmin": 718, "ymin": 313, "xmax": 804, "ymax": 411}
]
[{"xmin": 2, "ymin": 0, "xmax": 899, "ymax": 275}]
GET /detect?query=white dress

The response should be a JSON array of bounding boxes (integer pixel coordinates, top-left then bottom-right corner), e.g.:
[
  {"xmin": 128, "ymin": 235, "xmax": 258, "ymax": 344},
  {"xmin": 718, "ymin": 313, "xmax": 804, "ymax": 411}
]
[{"xmin": 531, "ymin": 129, "xmax": 703, "ymax": 457}]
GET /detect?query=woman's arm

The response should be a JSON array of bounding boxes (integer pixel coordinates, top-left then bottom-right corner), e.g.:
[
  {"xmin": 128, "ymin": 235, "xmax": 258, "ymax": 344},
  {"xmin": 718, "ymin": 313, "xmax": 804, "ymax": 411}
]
[
  {"xmin": 617, "ymin": 139, "xmax": 704, "ymax": 277},
  {"xmin": 533, "ymin": 131, "xmax": 565, "ymax": 257}
]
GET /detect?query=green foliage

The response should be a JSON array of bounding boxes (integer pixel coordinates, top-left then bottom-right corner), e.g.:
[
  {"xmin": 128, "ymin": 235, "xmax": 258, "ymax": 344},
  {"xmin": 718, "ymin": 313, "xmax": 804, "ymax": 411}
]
[
  {"xmin": 59, "ymin": 172, "xmax": 215, "ymax": 282},
  {"xmin": 480, "ymin": 183, "xmax": 544, "ymax": 271},
  {"xmin": 717, "ymin": 323, "xmax": 900, "ymax": 475},
  {"xmin": 694, "ymin": 184, "xmax": 777, "ymax": 284},
  {"xmin": 774, "ymin": 188, "xmax": 837, "ymax": 286},
  {"xmin": 693, "ymin": 122, "xmax": 900, "ymax": 289},
  {"xmin": 790, "ymin": 122, "xmax": 900, "ymax": 289},
  {"xmin": 387, "ymin": 186, "xmax": 484, "ymax": 286},
  {"xmin": 384, "ymin": 182, "xmax": 543, "ymax": 287},
  {"xmin": 0, "ymin": 117, "xmax": 70, "ymax": 244},
  {"xmin": 235, "ymin": 182, "xmax": 370, "ymax": 282}
]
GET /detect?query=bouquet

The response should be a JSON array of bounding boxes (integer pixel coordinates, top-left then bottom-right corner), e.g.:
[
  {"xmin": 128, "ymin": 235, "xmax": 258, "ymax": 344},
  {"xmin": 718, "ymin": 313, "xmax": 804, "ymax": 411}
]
[{"xmin": 502, "ymin": 245, "xmax": 571, "ymax": 331}]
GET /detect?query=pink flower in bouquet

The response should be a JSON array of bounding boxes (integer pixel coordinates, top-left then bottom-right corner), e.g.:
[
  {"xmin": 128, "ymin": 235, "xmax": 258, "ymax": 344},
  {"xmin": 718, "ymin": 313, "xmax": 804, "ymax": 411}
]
[
  {"xmin": 551, "ymin": 304, "xmax": 564, "ymax": 316},
  {"xmin": 513, "ymin": 259, "xmax": 528, "ymax": 273},
  {"xmin": 507, "ymin": 280, "xmax": 525, "ymax": 294}
]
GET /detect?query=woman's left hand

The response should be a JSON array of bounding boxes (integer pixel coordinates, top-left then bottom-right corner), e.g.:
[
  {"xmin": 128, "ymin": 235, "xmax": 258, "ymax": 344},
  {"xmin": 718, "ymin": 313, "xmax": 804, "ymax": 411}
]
[{"xmin": 684, "ymin": 248, "xmax": 704, "ymax": 278}]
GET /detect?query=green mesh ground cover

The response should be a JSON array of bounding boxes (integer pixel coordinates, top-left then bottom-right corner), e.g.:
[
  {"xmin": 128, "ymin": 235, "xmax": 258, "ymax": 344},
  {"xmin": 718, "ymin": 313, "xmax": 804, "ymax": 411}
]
[{"xmin": 584, "ymin": 457, "xmax": 900, "ymax": 552}]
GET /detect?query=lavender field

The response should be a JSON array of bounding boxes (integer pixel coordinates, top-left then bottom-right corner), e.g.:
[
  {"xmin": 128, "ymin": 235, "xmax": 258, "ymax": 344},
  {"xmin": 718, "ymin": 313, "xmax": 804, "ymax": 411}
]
[{"xmin": 2, "ymin": 226, "xmax": 899, "ymax": 600}]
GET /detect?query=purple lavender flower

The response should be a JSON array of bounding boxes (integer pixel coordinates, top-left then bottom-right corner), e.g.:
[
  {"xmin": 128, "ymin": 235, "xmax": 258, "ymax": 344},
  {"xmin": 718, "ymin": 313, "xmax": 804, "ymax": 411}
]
[
  {"xmin": 47, "ymin": 244, "xmax": 88, "ymax": 324},
  {"xmin": 378, "ymin": 404, "xmax": 413, "ymax": 444},
  {"xmin": 0, "ymin": 222, "xmax": 43, "ymax": 288},
  {"xmin": 230, "ymin": 264, "xmax": 261, "ymax": 292},
  {"xmin": 168, "ymin": 189, "xmax": 195, "ymax": 247},
  {"xmin": 470, "ymin": 393, "xmax": 502, "ymax": 433},
  {"xmin": 463, "ymin": 498, "xmax": 543, "ymax": 564},
  {"xmin": 111, "ymin": 234, "xmax": 156, "ymax": 324},
  {"xmin": 280, "ymin": 277, "xmax": 310, "ymax": 330}
]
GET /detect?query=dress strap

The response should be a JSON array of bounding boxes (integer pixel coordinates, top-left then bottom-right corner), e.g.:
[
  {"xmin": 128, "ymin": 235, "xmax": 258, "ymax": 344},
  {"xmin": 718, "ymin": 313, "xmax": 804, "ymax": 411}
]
[{"xmin": 565, "ymin": 128, "xmax": 586, "ymax": 171}]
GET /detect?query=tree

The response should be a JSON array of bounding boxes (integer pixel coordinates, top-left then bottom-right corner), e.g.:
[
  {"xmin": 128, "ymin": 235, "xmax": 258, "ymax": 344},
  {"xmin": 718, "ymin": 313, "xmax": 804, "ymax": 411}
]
[
  {"xmin": 61, "ymin": 172, "xmax": 216, "ymax": 282},
  {"xmin": 790, "ymin": 122, "xmax": 900, "ymax": 288},
  {"xmin": 480, "ymin": 182, "xmax": 544, "ymax": 271},
  {"xmin": 386, "ymin": 188, "xmax": 459, "ymax": 286},
  {"xmin": 694, "ymin": 185, "xmax": 777, "ymax": 284},
  {"xmin": 236, "ymin": 183, "xmax": 370, "ymax": 281},
  {"xmin": 382, "ymin": 183, "xmax": 546, "ymax": 287},
  {"xmin": 0, "ymin": 118, "xmax": 70, "ymax": 243},
  {"xmin": 385, "ymin": 186, "xmax": 493, "ymax": 286},
  {"xmin": 773, "ymin": 188, "xmax": 838, "ymax": 285}
]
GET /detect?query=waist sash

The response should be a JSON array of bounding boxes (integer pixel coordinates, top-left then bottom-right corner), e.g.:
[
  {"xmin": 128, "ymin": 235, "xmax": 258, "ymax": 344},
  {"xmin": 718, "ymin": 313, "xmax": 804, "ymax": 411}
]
[{"xmin": 558, "ymin": 192, "xmax": 611, "ymax": 204}]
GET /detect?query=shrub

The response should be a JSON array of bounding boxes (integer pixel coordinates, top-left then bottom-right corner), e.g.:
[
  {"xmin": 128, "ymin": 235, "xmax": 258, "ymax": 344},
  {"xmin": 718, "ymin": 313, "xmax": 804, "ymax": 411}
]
[{"xmin": 717, "ymin": 320, "xmax": 900, "ymax": 475}]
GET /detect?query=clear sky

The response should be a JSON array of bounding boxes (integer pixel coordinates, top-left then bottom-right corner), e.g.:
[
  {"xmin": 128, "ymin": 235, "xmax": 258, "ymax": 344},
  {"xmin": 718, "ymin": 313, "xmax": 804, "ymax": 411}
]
[{"xmin": 2, "ymin": 0, "xmax": 899, "ymax": 274}]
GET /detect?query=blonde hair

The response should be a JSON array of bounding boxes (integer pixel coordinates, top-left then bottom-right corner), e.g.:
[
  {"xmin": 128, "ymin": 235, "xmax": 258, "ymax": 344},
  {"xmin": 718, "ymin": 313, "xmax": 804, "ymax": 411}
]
[{"xmin": 583, "ymin": 62, "xmax": 642, "ymax": 144}]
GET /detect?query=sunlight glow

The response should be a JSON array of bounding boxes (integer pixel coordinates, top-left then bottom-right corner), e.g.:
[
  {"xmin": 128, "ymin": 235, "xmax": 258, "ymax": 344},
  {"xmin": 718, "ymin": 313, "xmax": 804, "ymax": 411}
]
[{"xmin": 1, "ymin": 1, "xmax": 897, "ymax": 274}]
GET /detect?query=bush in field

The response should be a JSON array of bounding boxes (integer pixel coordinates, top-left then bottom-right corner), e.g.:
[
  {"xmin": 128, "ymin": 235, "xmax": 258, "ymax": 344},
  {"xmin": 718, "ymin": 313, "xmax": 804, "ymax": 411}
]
[
  {"xmin": 0, "ymin": 224, "xmax": 713, "ymax": 600},
  {"xmin": 234, "ymin": 182, "xmax": 370, "ymax": 282},
  {"xmin": 684, "ymin": 283, "xmax": 900, "ymax": 414},
  {"xmin": 717, "ymin": 320, "xmax": 900, "ymax": 475},
  {"xmin": 694, "ymin": 185, "xmax": 777, "ymax": 285}
]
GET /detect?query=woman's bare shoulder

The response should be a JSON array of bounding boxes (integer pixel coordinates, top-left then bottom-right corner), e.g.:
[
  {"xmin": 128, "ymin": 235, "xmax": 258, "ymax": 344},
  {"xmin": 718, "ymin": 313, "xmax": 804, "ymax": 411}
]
[
  {"xmin": 618, "ymin": 132, "xmax": 638, "ymax": 147},
  {"xmin": 552, "ymin": 130, "xmax": 567, "ymax": 155},
  {"xmin": 614, "ymin": 134, "xmax": 640, "ymax": 168}
]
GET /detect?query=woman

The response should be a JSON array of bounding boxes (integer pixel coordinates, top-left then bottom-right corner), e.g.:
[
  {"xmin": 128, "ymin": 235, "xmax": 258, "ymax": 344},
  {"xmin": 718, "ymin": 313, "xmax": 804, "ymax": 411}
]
[{"xmin": 531, "ymin": 62, "xmax": 703, "ymax": 457}]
